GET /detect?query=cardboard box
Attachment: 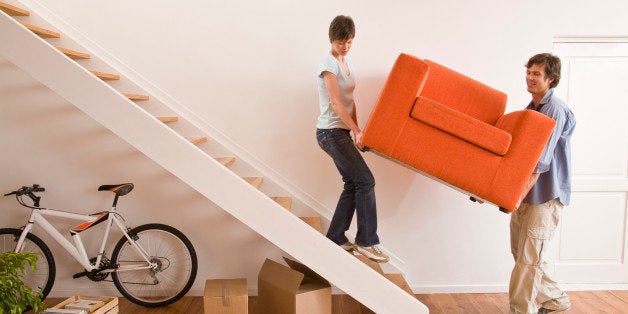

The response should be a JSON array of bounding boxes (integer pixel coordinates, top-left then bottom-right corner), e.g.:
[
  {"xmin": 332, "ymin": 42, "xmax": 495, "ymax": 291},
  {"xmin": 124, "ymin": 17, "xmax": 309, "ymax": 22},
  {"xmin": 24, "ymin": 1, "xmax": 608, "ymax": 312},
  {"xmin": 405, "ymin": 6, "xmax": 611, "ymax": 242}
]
[
  {"xmin": 258, "ymin": 257, "xmax": 331, "ymax": 314},
  {"xmin": 51, "ymin": 295, "xmax": 118, "ymax": 314},
  {"xmin": 204, "ymin": 278, "xmax": 248, "ymax": 314}
]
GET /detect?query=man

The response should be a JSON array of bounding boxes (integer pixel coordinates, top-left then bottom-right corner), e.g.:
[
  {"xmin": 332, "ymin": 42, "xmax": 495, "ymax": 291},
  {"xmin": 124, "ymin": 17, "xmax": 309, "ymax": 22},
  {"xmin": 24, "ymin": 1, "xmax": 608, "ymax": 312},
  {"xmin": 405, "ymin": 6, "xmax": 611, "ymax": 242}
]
[{"xmin": 509, "ymin": 53, "xmax": 576, "ymax": 314}]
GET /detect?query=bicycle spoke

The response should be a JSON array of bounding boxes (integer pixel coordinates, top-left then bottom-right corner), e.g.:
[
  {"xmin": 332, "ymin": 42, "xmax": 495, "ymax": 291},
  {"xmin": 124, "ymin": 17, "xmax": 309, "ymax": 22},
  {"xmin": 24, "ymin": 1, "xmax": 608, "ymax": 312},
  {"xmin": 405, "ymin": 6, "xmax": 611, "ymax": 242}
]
[{"xmin": 111, "ymin": 224, "xmax": 197, "ymax": 307}]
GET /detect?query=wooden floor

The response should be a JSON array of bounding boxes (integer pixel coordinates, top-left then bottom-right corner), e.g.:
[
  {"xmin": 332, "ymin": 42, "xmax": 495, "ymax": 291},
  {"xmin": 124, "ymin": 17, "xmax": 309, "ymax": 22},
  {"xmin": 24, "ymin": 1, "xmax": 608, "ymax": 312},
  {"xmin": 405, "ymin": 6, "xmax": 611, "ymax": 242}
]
[{"xmin": 41, "ymin": 291, "xmax": 627, "ymax": 313}]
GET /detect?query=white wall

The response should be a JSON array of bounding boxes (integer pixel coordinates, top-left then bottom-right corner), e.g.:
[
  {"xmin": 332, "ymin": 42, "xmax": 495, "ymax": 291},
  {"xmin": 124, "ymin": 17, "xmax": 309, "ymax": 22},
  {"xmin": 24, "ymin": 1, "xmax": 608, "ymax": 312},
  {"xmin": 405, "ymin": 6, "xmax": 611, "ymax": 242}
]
[{"xmin": 1, "ymin": 0, "xmax": 627, "ymax": 296}]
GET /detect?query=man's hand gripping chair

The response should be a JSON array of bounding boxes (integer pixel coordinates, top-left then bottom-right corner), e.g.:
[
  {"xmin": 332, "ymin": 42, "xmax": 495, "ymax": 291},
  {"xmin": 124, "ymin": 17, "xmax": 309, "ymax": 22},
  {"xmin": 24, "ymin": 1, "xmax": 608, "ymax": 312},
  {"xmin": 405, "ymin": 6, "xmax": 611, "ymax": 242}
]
[{"xmin": 360, "ymin": 53, "xmax": 556, "ymax": 212}]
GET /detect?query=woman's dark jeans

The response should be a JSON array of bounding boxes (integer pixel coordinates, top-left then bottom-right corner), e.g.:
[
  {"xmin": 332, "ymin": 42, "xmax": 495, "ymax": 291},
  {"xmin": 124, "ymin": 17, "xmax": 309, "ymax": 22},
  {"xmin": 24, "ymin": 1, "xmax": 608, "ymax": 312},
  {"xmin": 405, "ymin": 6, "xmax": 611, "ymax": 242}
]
[{"xmin": 316, "ymin": 128, "xmax": 380, "ymax": 247}]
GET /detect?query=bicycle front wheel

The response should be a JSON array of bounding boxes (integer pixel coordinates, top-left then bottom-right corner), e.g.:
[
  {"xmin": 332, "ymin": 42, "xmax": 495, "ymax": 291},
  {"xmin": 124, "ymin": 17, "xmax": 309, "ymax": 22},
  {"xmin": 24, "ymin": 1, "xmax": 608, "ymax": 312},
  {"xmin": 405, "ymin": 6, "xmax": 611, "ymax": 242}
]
[
  {"xmin": 0, "ymin": 228, "xmax": 56, "ymax": 300},
  {"xmin": 111, "ymin": 223, "xmax": 197, "ymax": 307}
]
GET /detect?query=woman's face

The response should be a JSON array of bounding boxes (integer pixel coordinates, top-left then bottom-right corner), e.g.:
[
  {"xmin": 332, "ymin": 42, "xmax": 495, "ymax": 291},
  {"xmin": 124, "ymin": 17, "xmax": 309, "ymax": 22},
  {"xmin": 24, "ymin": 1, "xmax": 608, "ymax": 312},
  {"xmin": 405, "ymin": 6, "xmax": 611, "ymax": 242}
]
[{"xmin": 331, "ymin": 38, "xmax": 353, "ymax": 57}]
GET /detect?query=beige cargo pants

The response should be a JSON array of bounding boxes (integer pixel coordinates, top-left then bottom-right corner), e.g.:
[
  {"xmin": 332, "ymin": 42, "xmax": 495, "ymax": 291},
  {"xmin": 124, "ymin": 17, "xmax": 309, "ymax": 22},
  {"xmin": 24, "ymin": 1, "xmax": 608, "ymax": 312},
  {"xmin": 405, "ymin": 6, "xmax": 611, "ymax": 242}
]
[{"xmin": 509, "ymin": 198, "xmax": 570, "ymax": 313}]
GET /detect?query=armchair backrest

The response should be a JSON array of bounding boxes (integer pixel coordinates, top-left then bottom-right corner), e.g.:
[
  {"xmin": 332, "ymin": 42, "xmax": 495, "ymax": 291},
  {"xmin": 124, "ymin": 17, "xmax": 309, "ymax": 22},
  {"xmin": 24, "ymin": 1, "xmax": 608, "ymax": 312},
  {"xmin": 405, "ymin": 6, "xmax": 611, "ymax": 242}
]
[{"xmin": 421, "ymin": 60, "xmax": 507, "ymax": 126}]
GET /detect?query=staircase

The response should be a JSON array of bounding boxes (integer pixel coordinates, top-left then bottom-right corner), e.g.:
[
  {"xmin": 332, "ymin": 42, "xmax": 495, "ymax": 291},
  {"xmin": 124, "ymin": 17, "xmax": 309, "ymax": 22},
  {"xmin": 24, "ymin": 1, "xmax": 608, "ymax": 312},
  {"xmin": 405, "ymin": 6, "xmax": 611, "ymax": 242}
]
[{"xmin": 0, "ymin": 2, "xmax": 428, "ymax": 312}]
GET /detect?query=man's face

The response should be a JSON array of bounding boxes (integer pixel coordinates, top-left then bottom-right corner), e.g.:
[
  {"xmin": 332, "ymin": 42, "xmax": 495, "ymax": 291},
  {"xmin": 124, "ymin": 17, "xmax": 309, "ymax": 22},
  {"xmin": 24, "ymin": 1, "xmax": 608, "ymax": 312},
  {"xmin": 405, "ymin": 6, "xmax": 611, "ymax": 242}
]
[{"xmin": 526, "ymin": 63, "xmax": 554, "ymax": 97}]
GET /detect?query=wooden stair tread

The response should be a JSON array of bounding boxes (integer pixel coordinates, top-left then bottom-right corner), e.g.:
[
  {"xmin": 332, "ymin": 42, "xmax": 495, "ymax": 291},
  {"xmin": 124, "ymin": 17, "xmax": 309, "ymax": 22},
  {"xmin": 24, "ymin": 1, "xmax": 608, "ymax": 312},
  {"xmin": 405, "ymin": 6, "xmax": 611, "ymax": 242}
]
[
  {"xmin": 157, "ymin": 116, "xmax": 178, "ymax": 123},
  {"xmin": 383, "ymin": 273, "xmax": 415, "ymax": 297},
  {"xmin": 215, "ymin": 156, "xmax": 236, "ymax": 167},
  {"xmin": 300, "ymin": 216, "xmax": 322, "ymax": 233},
  {"xmin": 19, "ymin": 22, "xmax": 60, "ymax": 38},
  {"xmin": 90, "ymin": 70, "xmax": 120, "ymax": 81},
  {"xmin": 355, "ymin": 255, "xmax": 385, "ymax": 274},
  {"xmin": 0, "ymin": 2, "xmax": 29, "ymax": 16},
  {"xmin": 56, "ymin": 47, "xmax": 90, "ymax": 59},
  {"xmin": 243, "ymin": 176, "xmax": 264, "ymax": 189},
  {"xmin": 271, "ymin": 196, "xmax": 292, "ymax": 210},
  {"xmin": 122, "ymin": 93, "xmax": 149, "ymax": 101},
  {"xmin": 186, "ymin": 137, "xmax": 207, "ymax": 145}
]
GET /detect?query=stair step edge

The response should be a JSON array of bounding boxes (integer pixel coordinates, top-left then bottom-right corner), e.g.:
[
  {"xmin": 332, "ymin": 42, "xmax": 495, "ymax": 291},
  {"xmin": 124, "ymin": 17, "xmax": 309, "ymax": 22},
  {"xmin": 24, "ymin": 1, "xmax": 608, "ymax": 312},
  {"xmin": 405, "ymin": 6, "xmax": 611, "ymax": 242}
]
[
  {"xmin": 383, "ymin": 273, "xmax": 415, "ymax": 297},
  {"xmin": 214, "ymin": 156, "xmax": 236, "ymax": 167},
  {"xmin": 271, "ymin": 196, "xmax": 292, "ymax": 210},
  {"xmin": 157, "ymin": 116, "xmax": 178, "ymax": 123},
  {"xmin": 186, "ymin": 137, "xmax": 207, "ymax": 145},
  {"xmin": 56, "ymin": 46, "xmax": 90, "ymax": 59},
  {"xmin": 90, "ymin": 70, "xmax": 120, "ymax": 81},
  {"xmin": 122, "ymin": 93, "xmax": 150, "ymax": 101},
  {"xmin": 0, "ymin": 2, "xmax": 30, "ymax": 16},
  {"xmin": 243, "ymin": 176, "xmax": 264, "ymax": 189},
  {"xmin": 299, "ymin": 216, "xmax": 323, "ymax": 233},
  {"xmin": 20, "ymin": 22, "xmax": 60, "ymax": 38}
]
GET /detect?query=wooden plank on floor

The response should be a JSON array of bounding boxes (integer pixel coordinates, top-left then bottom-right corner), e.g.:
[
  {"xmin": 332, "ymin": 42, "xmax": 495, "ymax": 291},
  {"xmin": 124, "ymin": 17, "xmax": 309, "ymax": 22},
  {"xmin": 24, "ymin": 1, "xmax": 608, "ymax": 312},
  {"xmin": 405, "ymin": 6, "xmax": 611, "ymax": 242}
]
[
  {"xmin": 591, "ymin": 290, "xmax": 628, "ymax": 312},
  {"xmin": 569, "ymin": 291, "xmax": 621, "ymax": 313},
  {"xmin": 429, "ymin": 293, "xmax": 462, "ymax": 313},
  {"xmin": 32, "ymin": 291, "xmax": 628, "ymax": 313},
  {"xmin": 450, "ymin": 293, "xmax": 480, "ymax": 313},
  {"xmin": 484, "ymin": 292, "xmax": 509, "ymax": 313},
  {"xmin": 415, "ymin": 294, "xmax": 439, "ymax": 313},
  {"xmin": 609, "ymin": 290, "xmax": 628, "ymax": 305},
  {"xmin": 332, "ymin": 294, "xmax": 364, "ymax": 314},
  {"xmin": 474, "ymin": 293, "xmax": 505, "ymax": 313}
]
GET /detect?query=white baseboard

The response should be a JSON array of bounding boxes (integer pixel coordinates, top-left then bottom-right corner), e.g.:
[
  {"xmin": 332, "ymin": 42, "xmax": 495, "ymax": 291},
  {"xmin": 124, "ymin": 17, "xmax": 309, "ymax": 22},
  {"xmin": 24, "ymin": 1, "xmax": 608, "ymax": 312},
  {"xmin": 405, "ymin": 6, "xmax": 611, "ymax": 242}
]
[{"xmin": 410, "ymin": 283, "xmax": 628, "ymax": 294}]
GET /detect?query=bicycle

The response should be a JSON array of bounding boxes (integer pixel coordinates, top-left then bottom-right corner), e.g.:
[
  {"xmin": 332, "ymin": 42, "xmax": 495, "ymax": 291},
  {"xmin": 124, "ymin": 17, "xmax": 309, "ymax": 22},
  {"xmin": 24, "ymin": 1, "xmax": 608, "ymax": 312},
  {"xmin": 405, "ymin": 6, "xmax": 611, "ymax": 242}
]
[{"xmin": 0, "ymin": 183, "xmax": 198, "ymax": 307}]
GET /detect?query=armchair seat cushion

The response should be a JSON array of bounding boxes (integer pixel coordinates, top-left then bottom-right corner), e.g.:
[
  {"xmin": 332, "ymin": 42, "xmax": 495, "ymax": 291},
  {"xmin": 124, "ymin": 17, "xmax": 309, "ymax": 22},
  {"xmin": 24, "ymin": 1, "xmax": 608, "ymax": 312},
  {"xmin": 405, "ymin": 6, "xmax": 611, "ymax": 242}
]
[{"xmin": 410, "ymin": 96, "xmax": 512, "ymax": 155}]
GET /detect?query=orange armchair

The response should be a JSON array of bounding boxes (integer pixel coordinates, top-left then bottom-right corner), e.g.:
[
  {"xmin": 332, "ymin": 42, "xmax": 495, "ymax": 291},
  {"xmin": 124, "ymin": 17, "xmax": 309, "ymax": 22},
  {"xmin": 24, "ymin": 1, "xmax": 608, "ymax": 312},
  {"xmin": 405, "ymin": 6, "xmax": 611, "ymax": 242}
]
[{"xmin": 360, "ymin": 53, "xmax": 555, "ymax": 212}]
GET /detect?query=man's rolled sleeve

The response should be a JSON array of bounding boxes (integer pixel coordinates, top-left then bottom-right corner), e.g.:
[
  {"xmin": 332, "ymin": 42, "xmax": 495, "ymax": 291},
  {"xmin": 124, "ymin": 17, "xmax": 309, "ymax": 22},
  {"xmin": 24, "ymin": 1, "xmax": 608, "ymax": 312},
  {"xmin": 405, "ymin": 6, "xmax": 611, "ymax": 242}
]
[{"xmin": 533, "ymin": 104, "xmax": 566, "ymax": 174}]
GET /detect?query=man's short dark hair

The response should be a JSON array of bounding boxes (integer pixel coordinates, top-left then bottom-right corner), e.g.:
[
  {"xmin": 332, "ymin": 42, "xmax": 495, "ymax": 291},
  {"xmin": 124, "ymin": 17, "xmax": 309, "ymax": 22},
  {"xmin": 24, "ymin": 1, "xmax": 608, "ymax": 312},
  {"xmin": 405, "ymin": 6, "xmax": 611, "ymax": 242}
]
[
  {"xmin": 526, "ymin": 53, "xmax": 561, "ymax": 88},
  {"xmin": 329, "ymin": 15, "xmax": 355, "ymax": 42}
]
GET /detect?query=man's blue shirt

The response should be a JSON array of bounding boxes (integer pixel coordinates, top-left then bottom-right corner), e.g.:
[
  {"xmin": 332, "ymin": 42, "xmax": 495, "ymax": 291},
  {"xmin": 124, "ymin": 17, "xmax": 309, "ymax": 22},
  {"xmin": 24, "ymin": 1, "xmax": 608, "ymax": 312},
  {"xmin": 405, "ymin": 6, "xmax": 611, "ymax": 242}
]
[{"xmin": 523, "ymin": 89, "xmax": 576, "ymax": 205}]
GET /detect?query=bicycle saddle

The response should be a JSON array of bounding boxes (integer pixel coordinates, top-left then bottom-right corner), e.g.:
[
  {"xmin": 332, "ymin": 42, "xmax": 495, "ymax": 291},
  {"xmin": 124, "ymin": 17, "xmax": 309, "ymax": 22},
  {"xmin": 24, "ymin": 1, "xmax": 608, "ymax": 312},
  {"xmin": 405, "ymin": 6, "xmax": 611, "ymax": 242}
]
[{"xmin": 98, "ymin": 183, "xmax": 134, "ymax": 196}]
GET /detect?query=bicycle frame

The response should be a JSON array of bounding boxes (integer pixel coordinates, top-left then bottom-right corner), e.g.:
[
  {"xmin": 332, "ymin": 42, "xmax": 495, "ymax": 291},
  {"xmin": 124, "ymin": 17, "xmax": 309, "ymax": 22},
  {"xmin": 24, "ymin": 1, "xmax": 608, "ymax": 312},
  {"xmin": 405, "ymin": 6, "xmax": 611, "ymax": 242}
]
[{"xmin": 14, "ymin": 206, "xmax": 156, "ymax": 273}]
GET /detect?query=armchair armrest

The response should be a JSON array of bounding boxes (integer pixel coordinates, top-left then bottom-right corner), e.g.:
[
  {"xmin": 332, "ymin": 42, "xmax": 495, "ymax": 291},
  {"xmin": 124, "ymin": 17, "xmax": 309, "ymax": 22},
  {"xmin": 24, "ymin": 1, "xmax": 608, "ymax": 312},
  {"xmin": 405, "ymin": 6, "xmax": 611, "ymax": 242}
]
[
  {"xmin": 361, "ymin": 53, "xmax": 430, "ymax": 154},
  {"xmin": 489, "ymin": 110, "xmax": 556, "ymax": 210},
  {"xmin": 495, "ymin": 110, "xmax": 555, "ymax": 159},
  {"xmin": 411, "ymin": 96, "xmax": 512, "ymax": 155}
]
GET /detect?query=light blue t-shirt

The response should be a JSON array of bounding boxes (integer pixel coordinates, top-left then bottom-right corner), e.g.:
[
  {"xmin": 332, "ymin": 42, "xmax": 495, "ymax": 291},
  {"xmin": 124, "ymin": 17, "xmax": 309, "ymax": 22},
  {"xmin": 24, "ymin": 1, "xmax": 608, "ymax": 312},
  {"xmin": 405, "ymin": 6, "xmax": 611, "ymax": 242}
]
[
  {"xmin": 316, "ymin": 53, "xmax": 355, "ymax": 129},
  {"xmin": 523, "ymin": 89, "xmax": 576, "ymax": 206}
]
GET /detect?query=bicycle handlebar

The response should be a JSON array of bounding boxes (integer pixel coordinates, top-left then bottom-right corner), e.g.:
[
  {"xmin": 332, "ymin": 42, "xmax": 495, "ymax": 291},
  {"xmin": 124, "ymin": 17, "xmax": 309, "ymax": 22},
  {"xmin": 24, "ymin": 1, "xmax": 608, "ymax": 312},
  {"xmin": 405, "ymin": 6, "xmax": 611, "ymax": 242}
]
[
  {"xmin": 4, "ymin": 184, "xmax": 45, "ymax": 196},
  {"xmin": 4, "ymin": 184, "xmax": 45, "ymax": 207}
]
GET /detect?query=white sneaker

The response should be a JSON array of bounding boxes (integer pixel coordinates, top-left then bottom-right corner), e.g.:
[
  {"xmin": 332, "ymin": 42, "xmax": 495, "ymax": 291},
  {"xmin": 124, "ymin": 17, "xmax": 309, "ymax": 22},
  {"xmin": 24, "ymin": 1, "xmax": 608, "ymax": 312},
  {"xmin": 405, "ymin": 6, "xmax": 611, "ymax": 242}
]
[
  {"xmin": 340, "ymin": 242, "xmax": 356, "ymax": 252},
  {"xmin": 355, "ymin": 244, "xmax": 389, "ymax": 263}
]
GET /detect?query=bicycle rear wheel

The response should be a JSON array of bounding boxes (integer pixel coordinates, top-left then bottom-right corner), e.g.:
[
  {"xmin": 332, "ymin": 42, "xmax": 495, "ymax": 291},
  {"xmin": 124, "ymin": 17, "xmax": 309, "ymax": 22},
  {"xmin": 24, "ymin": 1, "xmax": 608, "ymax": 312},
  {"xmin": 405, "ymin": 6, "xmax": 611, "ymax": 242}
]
[
  {"xmin": 111, "ymin": 223, "xmax": 197, "ymax": 307},
  {"xmin": 0, "ymin": 228, "xmax": 56, "ymax": 299}
]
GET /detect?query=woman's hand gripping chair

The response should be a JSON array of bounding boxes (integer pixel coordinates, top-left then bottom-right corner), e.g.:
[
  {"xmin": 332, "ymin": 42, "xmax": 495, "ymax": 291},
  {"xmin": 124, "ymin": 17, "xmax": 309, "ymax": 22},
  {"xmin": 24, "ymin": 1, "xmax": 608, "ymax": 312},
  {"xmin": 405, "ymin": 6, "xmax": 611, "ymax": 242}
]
[{"xmin": 360, "ymin": 53, "xmax": 555, "ymax": 212}]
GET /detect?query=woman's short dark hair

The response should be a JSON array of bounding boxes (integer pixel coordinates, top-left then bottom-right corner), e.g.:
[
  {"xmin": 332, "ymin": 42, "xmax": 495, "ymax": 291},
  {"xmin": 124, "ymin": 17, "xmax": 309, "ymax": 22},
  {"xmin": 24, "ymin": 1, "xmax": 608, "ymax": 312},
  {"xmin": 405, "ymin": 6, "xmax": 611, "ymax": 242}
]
[
  {"xmin": 329, "ymin": 15, "xmax": 355, "ymax": 42},
  {"xmin": 526, "ymin": 53, "xmax": 561, "ymax": 88}
]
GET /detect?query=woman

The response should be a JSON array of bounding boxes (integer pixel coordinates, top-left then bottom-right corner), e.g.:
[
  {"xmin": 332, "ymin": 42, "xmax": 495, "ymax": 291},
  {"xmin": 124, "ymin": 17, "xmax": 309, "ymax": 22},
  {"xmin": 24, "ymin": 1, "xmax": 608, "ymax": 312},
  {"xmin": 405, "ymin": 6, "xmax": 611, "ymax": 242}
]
[{"xmin": 315, "ymin": 15, "xmax": 388, "ymax": 263}]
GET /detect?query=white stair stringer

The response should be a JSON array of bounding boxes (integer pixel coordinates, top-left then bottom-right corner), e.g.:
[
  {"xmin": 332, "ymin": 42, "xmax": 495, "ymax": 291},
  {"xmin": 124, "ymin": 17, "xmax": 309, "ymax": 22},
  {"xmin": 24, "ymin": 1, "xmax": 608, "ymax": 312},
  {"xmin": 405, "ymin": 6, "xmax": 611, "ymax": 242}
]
[{"xmin": 0, "ymin": 11, "xmax": 428, "ymax": 314}]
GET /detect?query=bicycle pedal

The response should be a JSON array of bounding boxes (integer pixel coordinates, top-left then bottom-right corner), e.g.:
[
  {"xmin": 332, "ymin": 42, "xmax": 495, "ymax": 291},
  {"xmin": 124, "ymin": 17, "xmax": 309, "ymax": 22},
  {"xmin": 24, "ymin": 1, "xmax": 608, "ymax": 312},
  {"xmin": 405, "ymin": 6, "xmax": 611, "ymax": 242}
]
[{"xmin": 73, "ymin": 271, "xmax": 88, "ymax": 279}]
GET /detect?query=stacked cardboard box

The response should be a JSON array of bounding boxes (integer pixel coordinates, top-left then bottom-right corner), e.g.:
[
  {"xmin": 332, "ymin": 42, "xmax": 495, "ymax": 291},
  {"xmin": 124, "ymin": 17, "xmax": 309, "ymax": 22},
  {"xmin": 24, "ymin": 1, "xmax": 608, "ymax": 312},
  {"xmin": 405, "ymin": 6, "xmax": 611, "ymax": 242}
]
[
  {"xmin": 258, "ymin": 257, "xmax": 331, "ymax": 314},
  {"xmin": 204, "ymin": 278, "xmax": 248, "ymax": 314}
]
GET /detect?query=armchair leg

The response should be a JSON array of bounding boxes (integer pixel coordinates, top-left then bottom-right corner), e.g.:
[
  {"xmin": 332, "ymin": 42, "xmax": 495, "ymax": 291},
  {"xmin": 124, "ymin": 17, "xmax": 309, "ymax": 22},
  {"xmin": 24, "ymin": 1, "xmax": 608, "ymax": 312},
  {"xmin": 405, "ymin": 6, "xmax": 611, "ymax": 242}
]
[{"xmin": 469, "ymin": 196, "xmax": 484, "ymax": 204}]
